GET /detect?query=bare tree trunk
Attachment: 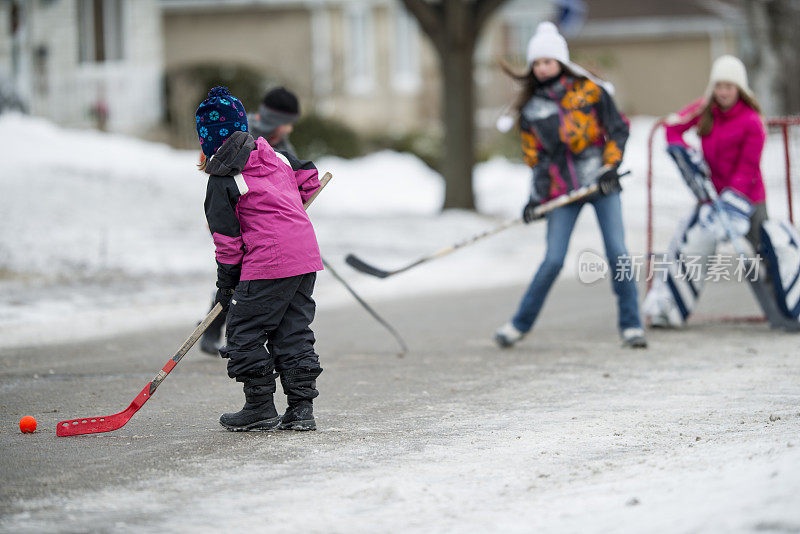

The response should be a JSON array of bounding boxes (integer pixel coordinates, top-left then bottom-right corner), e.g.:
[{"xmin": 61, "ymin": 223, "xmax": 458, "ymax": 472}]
[
  {"xmin": 401, "ymin": 0, "xmax": 508, "ymax": 210},
  {"xmin": 440, "ymin": 0, "xmax": 476, "ymax": 209}
]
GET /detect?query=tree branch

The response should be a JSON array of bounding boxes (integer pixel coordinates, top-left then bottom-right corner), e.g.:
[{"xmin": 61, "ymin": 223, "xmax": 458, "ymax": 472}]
[
  {"xmin": 474, "ymin": 0, "xmax": 509, "ymax": 32},
  {"xmin": 400, "ymin": 0, "xmax": 443, "ymax": 46}
]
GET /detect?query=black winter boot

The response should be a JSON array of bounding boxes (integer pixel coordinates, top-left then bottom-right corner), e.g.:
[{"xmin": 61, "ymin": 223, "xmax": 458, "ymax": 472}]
[
  {"xmin": 278, "ymin": 401, "xmax": 315, "ymax": 431},
  {"xmin": 219, "ymin": 376, "xmax": 280, "ymax": 431},
  {"xmin": 278, "ymin": 368, "xmax": 322, "ymax": 431}
]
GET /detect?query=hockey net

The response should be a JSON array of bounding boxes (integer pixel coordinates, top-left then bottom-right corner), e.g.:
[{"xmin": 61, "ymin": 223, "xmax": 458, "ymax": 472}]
[{"xmin": 645, "ymin": 116, "xmax": 800, "ymax": 321}]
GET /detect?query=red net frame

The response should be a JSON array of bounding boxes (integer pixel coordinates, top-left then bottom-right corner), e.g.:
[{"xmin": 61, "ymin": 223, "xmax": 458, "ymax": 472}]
[{"xmin": 644, "ymin": 116, "xmax": 800, "ymax": 323}]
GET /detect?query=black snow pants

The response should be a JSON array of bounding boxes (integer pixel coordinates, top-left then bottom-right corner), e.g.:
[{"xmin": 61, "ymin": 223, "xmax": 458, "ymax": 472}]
[{"xmin": 220, "ymin": 272, "xmax": 322, "ymax": 403}]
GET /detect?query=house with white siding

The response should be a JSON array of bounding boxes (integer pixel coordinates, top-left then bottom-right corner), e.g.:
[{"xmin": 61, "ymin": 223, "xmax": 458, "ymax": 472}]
[{"xmin": 1, "ymin": 0, "xmax": 163, "ymax": 133}]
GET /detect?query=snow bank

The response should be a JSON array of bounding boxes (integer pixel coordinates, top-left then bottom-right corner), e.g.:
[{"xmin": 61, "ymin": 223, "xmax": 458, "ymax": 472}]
[
  {"xmin": 313, "ymin": 151, "xmax": 444, "ymax": 216},
  {"xmin": 0, "ymin": 113, "xmax": 206, "ymax": 276}
]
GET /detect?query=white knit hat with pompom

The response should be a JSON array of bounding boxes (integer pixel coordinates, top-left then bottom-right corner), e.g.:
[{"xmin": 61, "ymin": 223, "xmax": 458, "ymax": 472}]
[{"xmin": 526, "ymin": 21, "xmax": 570, "ymax": 65}]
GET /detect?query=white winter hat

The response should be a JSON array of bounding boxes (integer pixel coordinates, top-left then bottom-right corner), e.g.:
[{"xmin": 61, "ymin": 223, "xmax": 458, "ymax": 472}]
[
  {"xmin": 526, "ymin": 22, "xmax": 569, "ymax": 65},
  {"xmin": 706, "ymin": 55, "xmax": 753, "ymax": 98}
]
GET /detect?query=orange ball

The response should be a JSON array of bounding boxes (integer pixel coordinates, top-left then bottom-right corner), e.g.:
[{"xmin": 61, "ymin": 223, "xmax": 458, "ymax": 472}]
[{"xmin": 19, "ymin": 416, "xmax": 37, "ymax": 433}]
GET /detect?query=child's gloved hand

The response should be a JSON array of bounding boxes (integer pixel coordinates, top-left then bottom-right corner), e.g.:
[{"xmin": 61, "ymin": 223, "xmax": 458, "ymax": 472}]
[
  {"xmin": 214, "ymin": 288, "xmax": 235, "ymax": 313},
  {"xmin": 522, "ymin": 199, "xmax": 545, "ymax": 223},
  {"xmin": 597, "ymin": 168, "xmax": 622, "ymax": 195}
]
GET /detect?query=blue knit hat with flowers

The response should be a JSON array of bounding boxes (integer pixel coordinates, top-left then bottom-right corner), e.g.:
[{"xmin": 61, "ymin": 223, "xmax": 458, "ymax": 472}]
[{"xmin": 195, "ymin": 86, "xmax": 248, "ymax": 157}]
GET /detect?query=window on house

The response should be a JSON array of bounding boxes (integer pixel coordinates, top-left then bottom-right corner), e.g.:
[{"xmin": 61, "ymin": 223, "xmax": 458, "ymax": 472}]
[
  {"xmin": 78, "ymin": 0, "xmax": 124, "ymax": 63},
  {"xmin": 345, "ymin": 5, "xmax": 374, "ymax": 95},
  {"xmin": 392, "ymin": 7, "xmax": 420, "ymax": 93}
]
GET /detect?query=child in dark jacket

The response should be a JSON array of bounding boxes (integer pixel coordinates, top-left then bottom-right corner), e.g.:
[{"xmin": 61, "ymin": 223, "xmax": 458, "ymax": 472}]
[
  {"xmin": 196, "ymin": 86, "xmax": 323, "ymax": 431},
  {"xmin": 249, "ymin": 86, "xmax": 300, "ymax": 155}
]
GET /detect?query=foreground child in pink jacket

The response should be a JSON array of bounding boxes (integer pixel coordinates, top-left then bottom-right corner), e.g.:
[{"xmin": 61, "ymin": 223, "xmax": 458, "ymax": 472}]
[{"xmin": 196, "ymin": 86, "xmax": 323, "ymax": 431}]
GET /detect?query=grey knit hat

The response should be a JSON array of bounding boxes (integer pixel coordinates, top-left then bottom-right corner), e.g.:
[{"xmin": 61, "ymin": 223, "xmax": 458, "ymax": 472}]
[{"xmin": 249, "ymin": 87, "xmax": 300, "ymax": 138}]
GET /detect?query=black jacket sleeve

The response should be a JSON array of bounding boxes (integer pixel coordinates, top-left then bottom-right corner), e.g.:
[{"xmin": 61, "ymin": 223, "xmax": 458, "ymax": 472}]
[{"xmin": 204, "ymin": 175, "xmax": 243, "ymax": 289}]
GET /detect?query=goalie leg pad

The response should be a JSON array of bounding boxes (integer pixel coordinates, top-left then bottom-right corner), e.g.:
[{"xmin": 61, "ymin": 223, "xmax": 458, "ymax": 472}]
[
  {"xmin": 644, "ymin": 210, "xmax": 717, "ymax": 326},
  {"xmin": 761, "ymin": 219, "xmax": 800, "ymax": 320}
]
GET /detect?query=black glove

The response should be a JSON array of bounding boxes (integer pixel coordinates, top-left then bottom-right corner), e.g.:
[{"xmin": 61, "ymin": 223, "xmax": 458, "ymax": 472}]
[
  {"xmin": 597, "ymin": 168, "xmax": 622, "ymax": 196},
  {"xmin": 522, "ymin": 199, "xmax": 545, "ymax": 224},
  {"xmin": 214, "ymin": 287, "xmax": 235, "ymax": 313}
]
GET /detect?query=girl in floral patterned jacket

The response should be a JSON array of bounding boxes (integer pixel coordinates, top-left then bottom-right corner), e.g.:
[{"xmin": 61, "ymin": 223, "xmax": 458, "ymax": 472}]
[{"xmin": 494, "ymin": 22, "xmax": 646, "ymax": 349}]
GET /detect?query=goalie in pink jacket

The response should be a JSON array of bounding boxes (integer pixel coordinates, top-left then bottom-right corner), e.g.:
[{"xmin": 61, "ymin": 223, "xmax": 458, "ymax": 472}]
[
  {"xmin": 196, "ymin": 86, "xmax": 323, "ymax": 432},
  {"xmin": 644, "ymin": 56, "xmax": 769, "ymax": 327},
  {"xmin": 664, "ymin": 68, "xmax": 766, "ymax": 207}
]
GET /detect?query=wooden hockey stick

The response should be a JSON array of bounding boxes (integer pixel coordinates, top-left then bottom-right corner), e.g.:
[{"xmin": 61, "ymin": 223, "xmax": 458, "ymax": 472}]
[
  {"xmin": 346, "ymin": 179, "xmax": 609, "ymax": 279},
  {"xmin": 304, "ymin": 172, "xmax": 332, "ymax": 209}
]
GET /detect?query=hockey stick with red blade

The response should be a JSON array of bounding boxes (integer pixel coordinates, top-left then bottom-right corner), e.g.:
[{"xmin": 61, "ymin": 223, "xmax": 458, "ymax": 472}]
[
  {"xmin": 345, "ymin": 175, "xmax": 625, "ymax": 279},
  {"xmin": 56, "ymin": 172, "xmax": 333, "ymax": 437},
  {"xmin": 56, "ymin": 303, "xmax": 223, "ymax": 436}
]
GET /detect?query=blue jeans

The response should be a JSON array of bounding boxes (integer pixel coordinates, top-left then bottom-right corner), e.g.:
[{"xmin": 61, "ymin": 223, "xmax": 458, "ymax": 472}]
[{"xmin": 511, "ymin": 192, "xmax": 642, "ymax": 333}]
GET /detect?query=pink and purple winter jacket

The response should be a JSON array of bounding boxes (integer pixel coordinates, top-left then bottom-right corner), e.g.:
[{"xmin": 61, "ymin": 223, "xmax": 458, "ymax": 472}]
[
  {"xmin": 665, "ymin": 98, "xmax": 766, "ymax": 204},
  {"xmin": 204, "ymin": 131, "xmax": 323, "ymax": 287}
]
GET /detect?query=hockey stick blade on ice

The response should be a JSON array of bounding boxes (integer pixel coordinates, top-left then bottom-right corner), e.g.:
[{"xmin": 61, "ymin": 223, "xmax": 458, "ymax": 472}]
[
  {"xmin": 57, "ymin": 171, "xmax": 334, "ymax": 437},
  {"xmin": 345, "ymin": 254, "xmax": 394, "ymax": 278},
  {"xmin": 56, "ymin": 303, "xmax": 223, "ymax": 436},
  {"xmin": 345, "ymin": 176, "xmax": 620, "ymax": 279}
]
